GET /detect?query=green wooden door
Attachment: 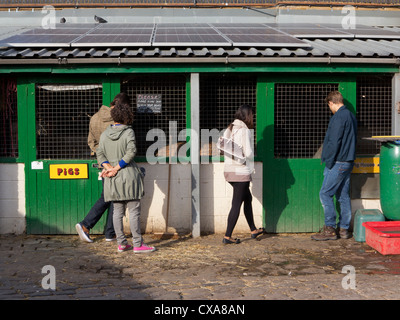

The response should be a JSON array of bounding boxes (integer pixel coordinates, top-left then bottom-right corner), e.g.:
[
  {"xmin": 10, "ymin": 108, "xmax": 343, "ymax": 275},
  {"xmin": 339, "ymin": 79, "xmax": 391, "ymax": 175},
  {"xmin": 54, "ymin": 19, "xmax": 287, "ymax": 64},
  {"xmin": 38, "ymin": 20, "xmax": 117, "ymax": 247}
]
[
  {"xmin": 26, "ymin": 162, "xmax": 105, "ymax": 234},
  {"xmin": 21, "ymin": 77, "xmax": 120, "ymax": 234},
  {"xmin": 257, "ymin": 76, "xmax": 356, "ymax": 233}
]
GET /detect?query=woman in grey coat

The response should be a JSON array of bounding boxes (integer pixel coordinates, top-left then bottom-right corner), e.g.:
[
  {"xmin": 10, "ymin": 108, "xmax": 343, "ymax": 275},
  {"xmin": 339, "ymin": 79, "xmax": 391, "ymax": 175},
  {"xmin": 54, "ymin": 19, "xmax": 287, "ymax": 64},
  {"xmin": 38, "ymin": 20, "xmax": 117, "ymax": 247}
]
[{"xmin": 97, "ymin": 103, "xmax": 155, "ymax": 253}]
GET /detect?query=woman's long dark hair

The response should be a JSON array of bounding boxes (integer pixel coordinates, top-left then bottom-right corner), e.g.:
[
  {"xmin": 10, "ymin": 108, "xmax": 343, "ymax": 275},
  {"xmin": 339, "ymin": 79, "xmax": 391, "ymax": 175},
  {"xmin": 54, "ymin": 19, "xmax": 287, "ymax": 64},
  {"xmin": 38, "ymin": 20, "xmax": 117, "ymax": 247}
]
[{"xmin": 228, "ymin": 104, "xmax": 254, "ymax": 130}]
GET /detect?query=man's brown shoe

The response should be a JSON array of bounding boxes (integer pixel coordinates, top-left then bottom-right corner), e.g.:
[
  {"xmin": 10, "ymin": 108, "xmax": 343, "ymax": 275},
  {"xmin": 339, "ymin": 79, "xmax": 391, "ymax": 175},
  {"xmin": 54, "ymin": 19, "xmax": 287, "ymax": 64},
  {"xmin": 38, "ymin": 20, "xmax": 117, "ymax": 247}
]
[
  {"xmin": 339, "ymin": 228, "xmax": 351, "ymax": 239},
  {"xmin": 311, "ymin": 226, "xmax": 338, "ymax": 241}
]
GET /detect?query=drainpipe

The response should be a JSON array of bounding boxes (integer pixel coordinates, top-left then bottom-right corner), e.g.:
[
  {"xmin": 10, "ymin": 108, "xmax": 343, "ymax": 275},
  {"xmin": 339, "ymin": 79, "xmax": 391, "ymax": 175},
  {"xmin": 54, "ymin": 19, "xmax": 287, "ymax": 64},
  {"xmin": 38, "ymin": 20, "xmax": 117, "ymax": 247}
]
[
  {"xmin": 190, "ymin": 73, "xmax": 201, "ymax": 238},
  {"xmin": 393, "ymin": 73, "xmax": 400, "ymax": 136}
]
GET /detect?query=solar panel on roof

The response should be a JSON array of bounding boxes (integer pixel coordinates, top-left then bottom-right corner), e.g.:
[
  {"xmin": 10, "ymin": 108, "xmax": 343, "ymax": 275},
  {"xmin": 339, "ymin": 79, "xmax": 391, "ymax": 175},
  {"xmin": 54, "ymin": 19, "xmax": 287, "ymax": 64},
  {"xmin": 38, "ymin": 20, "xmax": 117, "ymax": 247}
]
[
  {"xmin": 156, "ymin": 28, "xmax": 219, "ymax": 35},
  {"xmin": 212, "ymin": 23, "xmax": 271, "ymax": 28},
  {"xmin": 90, "ymin": 28, "xmax": 153, "ymax": 35},
  {"xmin": 157, "ymin": 23, "xmax": 210, "ymax": 28},
  {"xmin": 97, "ymin": 23, "xmax": 154, "ymax": 28},
  {"xmin": 1, "ymin": 34, "xmax": 78, "ymax": 47},
  {"xmin": 217, "ymin": 28, "xmax": 283, "ymax": 35},
  {"xmin": 225, "ymin": 34, "xmax": 309, "ymax": 47},
  {"xmin": 0, "ymin": 25, "xmax": 95, "ymax": 47},
  {"xmin": 212, "ymin": 24, "xmax": 310, "ymax": 47},
  {"xmin": 153, "ymin": 33, "xmax": 230, "ymax": 47},
  {"xmin": 153, "ymin": 25, "xmax": 230, "ymax": 46},
  {"xmin": 264, "ymin": 23, "xmax": 317, "ymax": 28},
  {"xmin": 314, "ymin": 23, "xmax": 358, "ymax": 29},
  {"xmin": 54, "ymin": 23, "xmax": 98, "ymax": 29},
  {"xmin": 7, "ymin": 22, "xmax": 397, "ymax": 50},
  {"xmin": 72, "ymin": 34, "xmax": 152, "ymax": 47},
  {"xmin": 23, "ymin": 28, "xmax": 92, "ymax": 35},
  {"xmin": 277, "ymin": 27, "xmax": 354, "ymax": 38}
]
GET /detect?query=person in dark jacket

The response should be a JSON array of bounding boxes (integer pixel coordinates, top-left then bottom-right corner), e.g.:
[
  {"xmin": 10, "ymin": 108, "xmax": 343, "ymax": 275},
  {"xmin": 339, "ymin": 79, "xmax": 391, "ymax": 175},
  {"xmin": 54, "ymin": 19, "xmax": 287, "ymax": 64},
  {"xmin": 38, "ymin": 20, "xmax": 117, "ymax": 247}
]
[{"xmin": 311, "ymin": 91, "xmax": 357, "ymax": 241}]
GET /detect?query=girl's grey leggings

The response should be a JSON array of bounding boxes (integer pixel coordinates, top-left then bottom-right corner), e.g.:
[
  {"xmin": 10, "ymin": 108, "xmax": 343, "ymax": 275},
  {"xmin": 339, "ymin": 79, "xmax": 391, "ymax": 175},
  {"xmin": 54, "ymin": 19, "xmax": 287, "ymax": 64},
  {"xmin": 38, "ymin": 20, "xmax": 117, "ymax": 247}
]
[{"xmin": 113, "ymin": 200, "xmax": 142, "ymax": 247}]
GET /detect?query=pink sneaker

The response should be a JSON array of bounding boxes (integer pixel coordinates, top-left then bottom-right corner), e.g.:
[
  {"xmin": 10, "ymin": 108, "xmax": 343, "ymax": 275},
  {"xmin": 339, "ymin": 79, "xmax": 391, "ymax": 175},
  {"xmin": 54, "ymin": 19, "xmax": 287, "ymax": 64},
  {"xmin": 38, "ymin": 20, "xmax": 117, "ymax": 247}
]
[
  {"xmin": 118, "ymin": 244, "xmax": 132, "ymax": 252},
  {"xmin": 134, "ymin": 243, "xmax": 156, "ymax": 254}
]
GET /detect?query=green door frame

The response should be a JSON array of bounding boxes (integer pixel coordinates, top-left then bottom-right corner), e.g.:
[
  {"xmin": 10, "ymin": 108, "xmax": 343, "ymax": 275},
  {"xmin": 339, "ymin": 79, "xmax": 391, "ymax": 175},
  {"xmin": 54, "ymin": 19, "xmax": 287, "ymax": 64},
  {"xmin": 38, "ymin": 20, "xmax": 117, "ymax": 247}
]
[
  {"xmin": 20, "ymin": 75, "xmax": 119, "ymax": 234},
  {"xmin": 256, "ymin": 74, "xmax": 357, "ymax": 232}
]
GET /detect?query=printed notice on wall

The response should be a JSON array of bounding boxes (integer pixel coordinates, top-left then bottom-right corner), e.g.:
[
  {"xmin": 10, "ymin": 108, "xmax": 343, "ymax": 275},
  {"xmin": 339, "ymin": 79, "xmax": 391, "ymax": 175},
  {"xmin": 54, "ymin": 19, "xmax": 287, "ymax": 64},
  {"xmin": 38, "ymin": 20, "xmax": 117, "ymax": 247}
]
[
  {"xmin": 31, "ymin": 161, "xmax": 44, "ymax": 170},
  {"xmin": 137, "ymin": 94, "xmax": 162, "ymax": 113},
  {"xmin": 352, "ymin": 157, "xmax": 380, "ymax": 174}
]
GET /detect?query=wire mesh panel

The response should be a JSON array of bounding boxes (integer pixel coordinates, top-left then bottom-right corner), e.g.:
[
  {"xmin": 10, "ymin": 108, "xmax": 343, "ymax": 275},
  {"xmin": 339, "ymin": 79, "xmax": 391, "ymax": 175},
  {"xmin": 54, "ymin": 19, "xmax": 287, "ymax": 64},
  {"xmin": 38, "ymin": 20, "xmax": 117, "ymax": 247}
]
[
  {"xmin": 356, "ymin": 75, "xmax": 392, "ymax": 156},
  {"xmin": 274, "ymin": 83, "xmax": 339, "ymax": 159},
  {"xmin": 0, "ymin": 77, "xmax": 18, "ymax": 158},
  {"xmin": 121, "ymin": 74, "xmax": 187, "ymax": 158},
  {"xmin": 200, "ymin": 74, "xmax": 257, "ymax": 156},
  {"xmin": 36, "ymin": 84, "xmax": 103, "ymax": 160}
]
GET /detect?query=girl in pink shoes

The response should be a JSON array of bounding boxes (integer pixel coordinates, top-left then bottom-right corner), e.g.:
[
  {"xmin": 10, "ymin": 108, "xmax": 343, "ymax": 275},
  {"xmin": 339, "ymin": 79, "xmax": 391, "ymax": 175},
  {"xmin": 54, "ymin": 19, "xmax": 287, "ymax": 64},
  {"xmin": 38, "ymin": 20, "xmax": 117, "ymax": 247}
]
[{"xmin": 97, "ymin": 101, "xmax": 155, "ymax": 254}]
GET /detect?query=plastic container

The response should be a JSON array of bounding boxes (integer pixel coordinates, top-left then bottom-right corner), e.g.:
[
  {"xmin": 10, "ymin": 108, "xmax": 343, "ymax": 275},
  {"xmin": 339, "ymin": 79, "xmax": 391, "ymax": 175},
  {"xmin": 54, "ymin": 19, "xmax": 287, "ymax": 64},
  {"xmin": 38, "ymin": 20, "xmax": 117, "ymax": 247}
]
[
  {"xmin": 380, "ymin": 141, "xmax": 400, "ymax": 220},
  {"xmin": 363, "ymin": 221, "xmax": 400, "ymax": 255},
  {"xmin": 353, "ymin": 209, "xmax": 385, "ymax": 242}
]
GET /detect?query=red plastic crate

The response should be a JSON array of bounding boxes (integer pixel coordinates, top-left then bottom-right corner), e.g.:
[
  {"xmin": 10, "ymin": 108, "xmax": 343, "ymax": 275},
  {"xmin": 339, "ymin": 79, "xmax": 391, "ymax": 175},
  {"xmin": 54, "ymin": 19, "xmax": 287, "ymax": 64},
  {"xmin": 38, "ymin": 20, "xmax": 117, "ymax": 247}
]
[{"xmin": 363, "ymin": 221, "xmax": 400, "ymax": 255}]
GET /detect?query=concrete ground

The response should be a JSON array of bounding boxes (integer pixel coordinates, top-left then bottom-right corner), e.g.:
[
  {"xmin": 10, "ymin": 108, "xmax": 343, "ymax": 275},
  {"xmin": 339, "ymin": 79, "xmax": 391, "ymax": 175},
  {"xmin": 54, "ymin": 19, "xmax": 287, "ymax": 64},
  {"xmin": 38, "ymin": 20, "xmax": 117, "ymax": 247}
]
[{"xmin": 1, "ymin": 231, "xmax": 400, "ymax": 301}]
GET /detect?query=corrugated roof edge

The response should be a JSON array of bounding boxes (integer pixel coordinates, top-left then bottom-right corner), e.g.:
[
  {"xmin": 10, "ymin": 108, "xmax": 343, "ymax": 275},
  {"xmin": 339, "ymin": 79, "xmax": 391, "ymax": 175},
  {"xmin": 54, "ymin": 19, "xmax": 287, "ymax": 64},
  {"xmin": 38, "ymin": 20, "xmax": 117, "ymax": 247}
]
[
  {"xmin": 0, "ymin": 39, "xmax": 399, "ymax": 63},
  {"xmin": 0, "ymin": 56, "xmax": 399, "ymax": 66}
]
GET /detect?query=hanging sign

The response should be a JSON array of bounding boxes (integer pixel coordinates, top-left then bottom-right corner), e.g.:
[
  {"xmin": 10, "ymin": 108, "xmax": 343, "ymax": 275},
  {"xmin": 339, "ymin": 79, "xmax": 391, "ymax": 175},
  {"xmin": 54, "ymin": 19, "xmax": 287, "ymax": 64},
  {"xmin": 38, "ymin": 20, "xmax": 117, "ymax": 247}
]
[
  {"xmin": 137, "ymin": 94, "xmax": 162, "ymax": 113},
  {"xmin": 49, "ymin": 164, "xmax": 89, "ymax": 180}
]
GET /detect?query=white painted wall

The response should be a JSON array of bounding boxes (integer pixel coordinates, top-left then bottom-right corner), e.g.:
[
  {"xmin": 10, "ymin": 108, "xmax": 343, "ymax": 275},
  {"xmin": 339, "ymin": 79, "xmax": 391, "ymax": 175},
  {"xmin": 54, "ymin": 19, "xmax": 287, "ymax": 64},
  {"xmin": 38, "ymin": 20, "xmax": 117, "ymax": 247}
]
[
  {"xmin": 199, "ymin": 162, "xmax": 263, "ymax": 234},
  {"xmin": 0, "ymin": 163, "xmax": 26, "ymax": 234},
  {"xmin": 126, "ymin": 162, "xmax": 263, "ymax": 235},
  {"xmin": 351, "ymin": 199, "xmax": 382, "ymax": 213}
]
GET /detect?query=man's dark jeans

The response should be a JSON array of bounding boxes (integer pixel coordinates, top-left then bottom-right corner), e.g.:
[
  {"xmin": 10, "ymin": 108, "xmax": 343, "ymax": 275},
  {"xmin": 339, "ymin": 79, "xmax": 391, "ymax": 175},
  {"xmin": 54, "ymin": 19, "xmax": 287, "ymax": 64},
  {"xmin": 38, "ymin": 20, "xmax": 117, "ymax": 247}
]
[
  {"xmin": 81, "ymin": 180, "xmax": 115, "ymax": 239},
  {"xmin": 319, "ymin": 161, "xmax": 354, "ymax": 230}
]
